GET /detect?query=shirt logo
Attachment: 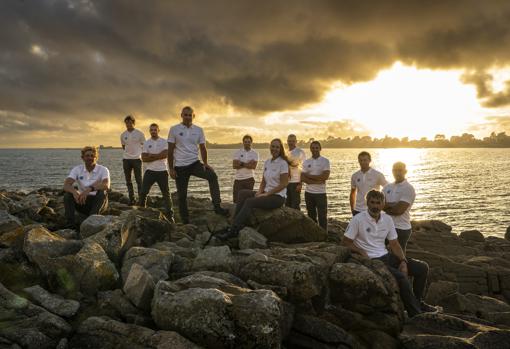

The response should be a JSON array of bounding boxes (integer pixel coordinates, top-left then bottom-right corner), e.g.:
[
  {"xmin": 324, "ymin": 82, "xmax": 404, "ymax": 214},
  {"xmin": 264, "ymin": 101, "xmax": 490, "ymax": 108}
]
[
  {"xmin": 357, "ymin": 178, "xmax": 360, "ymax": 182},
  {"xmin": 308, "ymin": 164, "xmax": 311, "ymax": 168},
  {"xmin": 241, "ymin": 154, "xmax": 244, "ymax": 157},
  {"xmin": 264, "ymin": 167, "xmax": 267, "ymax": 172},
  {"xmin": 148, "ymin": 145, "xmax": 152, "ymax": 148},
  {"xmin": 387, "ymin": 189, "xmax": 391, "ymax": 194},
  {"xmin": 124, "ymin": 136, "xmax": 128, "ymax": 140},
  {"xmin": 179, "ymin": 132, "xmax": 183, "ymax": 136},
  {"xmin": 366, "ymin": 227, "xmax": 371, "ymax": 233},
  {"xmin": 79, "ymin": 176, "xmax": 83, "ymax": 180}
]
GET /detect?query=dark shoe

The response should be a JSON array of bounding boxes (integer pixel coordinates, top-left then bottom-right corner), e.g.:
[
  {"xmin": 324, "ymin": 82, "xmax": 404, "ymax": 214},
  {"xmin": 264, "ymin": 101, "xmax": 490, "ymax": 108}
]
[
  {"xmin": 214, "ymin": 206, "xmax": 230, "ymax": 217},
  {"xmin": 420, "ymin": 301, "xmax": 440, "ymax": 313},
  {"xmin": 215, "ymin": 227, "xmax": 239, "ymax": 241}
]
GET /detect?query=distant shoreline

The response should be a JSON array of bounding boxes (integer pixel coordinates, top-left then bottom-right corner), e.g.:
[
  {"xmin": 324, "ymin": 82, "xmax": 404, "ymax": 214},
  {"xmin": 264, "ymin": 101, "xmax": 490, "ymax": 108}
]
[{"xmin": 1, "ymin": 146, "xmax": 510, "ymax": 150}]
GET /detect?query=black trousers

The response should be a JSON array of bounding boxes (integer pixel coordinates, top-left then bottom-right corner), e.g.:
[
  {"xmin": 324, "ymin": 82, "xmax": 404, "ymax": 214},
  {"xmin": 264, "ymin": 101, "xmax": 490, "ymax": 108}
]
[
  {"xmin": 375, "ymin": 253, "xmax": 429, "ymax": 317},
  {"xmin": 233, "ymin": 190, "xmax": 285, "ymax": 230},
  {"xmin": 304, "ymin": 192, "xmax": 328, "ymax": 230},
  {"xmin": 64, "ymin": 191, "xmax": 108, "ymax": 225},
  {"xmin": 233, "ymin": 177, "xmax": 255, "ymax": 203},
  {"xmin": 396, "ymin": 228, "xmax": 412, "ymax": 254},
  {"xmin": 174, "ymin": 161, "xmax": 222, "ymax": 222},
  {"xmin": 123, "ymin": 159, "xmax": 142, "ymax": 201},
  {"xmin": 285, "ymin": 182, "xmax": 301, "ymax": 210},
  {"xmin": 139, "ymin": 170, "xmax": 174, "ymax": 218}
]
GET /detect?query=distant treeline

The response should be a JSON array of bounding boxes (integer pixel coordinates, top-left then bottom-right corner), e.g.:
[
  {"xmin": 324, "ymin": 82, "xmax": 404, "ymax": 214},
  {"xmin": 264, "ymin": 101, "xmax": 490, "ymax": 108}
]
[{"xmin": 206, "ymin": 132, "xmax": 510, "ymax": 149}]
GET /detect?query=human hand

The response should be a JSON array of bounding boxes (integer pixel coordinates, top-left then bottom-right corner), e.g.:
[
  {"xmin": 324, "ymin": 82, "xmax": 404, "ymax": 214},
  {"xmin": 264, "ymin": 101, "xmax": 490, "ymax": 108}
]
[
  {"xmin": 204, "ymin": 163, "xmax": 215, "ymax": 172},
  {"xmin": 169, "ymin": 168, "xmax": 177, "ymax": 179},
  {"xmin": 398, "ymin": 261, "xmax": 408, "ymax": 277}
]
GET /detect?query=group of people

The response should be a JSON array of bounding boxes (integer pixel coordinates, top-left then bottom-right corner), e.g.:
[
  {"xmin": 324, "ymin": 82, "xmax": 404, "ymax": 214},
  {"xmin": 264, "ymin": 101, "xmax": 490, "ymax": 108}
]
[{"xmin": 62, "ymin": 105, "xmax": 437, "ymax": 318}]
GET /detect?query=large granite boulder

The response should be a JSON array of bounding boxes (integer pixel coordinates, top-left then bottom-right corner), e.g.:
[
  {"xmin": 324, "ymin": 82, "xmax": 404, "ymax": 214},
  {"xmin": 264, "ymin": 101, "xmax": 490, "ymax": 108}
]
[
  {"xmin": 120, "ymin": 208, "xmax": 173, "ymax": 254},
  {"xmin": 80, "ymin": 214, "xmax": 116, "ymax": 238},
  {"xmin": 0, "ymin": 282, "xmax": 71, "ymax": 349},
  {"xmin": 23, "ymin": 227, "xmax": 119, "ymax": 297},
  {"xmin": 123, "ymin": 263, "xmax": 155, "ymax": 311},
  {"xmin": 0, "ymin": 209, "xmax": 22, "ymax": 236},
  {"xmin": 0, "ymin": 247, "xmax": 44, "ymax": 293},
  {"xmin": 121, "ymin": 246, "xmax": 174, "ymax": 282},
  {"xmin": 70, "ymin": 316, "xmax": 202, "ymax": 349},
  {"xmin": 247, "ymin": 206, "xmax": 327, "ymax": 243},
  {"xmin": 152, "ymin": 273, "xmax": 292, "ymax": 348},
  {"xmin": 84, "ymin": 218, "xmax": 124, "ymax": 265},
  {"xmin": 238, "ymin": 226, "xmax": 268, "ymax": 249},
  {"xmin": 23, "ymin": 285, "xmax": 80, "ymax": 317}
]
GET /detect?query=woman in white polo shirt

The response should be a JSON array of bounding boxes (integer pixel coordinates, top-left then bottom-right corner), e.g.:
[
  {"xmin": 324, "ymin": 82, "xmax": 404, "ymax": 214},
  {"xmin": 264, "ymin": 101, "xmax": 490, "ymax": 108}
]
[{"xmin": 216, "ymin": 138, "xmax": 290, "ymax": 240}]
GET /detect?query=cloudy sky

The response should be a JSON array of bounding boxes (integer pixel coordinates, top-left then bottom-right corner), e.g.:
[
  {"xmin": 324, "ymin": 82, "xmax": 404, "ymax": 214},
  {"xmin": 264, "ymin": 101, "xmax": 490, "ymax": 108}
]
[{"xmin": 1, "ymin": 0, "xmax": 510, "ymax": 147}]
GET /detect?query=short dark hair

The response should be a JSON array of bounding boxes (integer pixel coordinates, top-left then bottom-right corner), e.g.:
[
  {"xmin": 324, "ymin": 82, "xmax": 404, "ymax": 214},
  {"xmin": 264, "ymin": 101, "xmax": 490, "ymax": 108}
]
[
  {"xmin": 358, "ymin": 151, "xmax": 371, "ymax": 160},
  {"xmin": 124, "ymin": 115, "xmax": 135, "ymax": 123},
  {"xmin": 287, "ymin": 134, "xmax": 296, "ymax": 139},
  {"xmin": 366, "ymin": 189, "xmax": 385, "ymax": 203},
  {"xmin": 149, "ymin": 123, "xmax": 159, "ymax": 129},
  {"xmin": 242, "ymin": 134, "xmax": 253, "ymax": 142},
  {"xmin": 310, "ymin": 141, "xmax": 322, "ymax": 149}
]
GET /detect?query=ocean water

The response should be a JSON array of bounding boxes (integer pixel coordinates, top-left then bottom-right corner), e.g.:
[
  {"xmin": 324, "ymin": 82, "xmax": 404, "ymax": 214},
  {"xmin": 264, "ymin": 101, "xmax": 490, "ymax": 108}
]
[{"xmin": 0, "ymin": 148, "xmax": 509, "ymax": 237}]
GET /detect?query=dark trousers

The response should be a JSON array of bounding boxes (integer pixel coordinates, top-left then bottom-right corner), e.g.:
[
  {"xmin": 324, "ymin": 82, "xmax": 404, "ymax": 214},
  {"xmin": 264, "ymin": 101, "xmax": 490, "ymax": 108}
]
[
  {"xmin": 233, "ymin": 190, "xmax": 285, "ymax": 230},
  {"xmin": 139, "ymin": 170, "xmax": 174, "ymax": 218},
  {"xmin": 376, "ymin": 253, "xmax": 429, "ymax": 317},
  {"xmin": 233, "ymin": 177, "xmax": 255, "ymax": 203},
  {"xmin": 123, "ymin": 159, "xmax": 142, "ymax": 202},
  {"xmin": 64, "ymin": 191, "xmax": 108, "ymax": 225},
  {"xmin": 396, "ymin": 228, "xmax": 412, "ymax": 254},
  {"xmin": 285, "ymin": 182, "xmax": 301, "ymax": 210},
  {"xmin": 174, "ymin": 161, "xmax": 222, "ymax": 222},
  {"xmin": 304, "ymin": 192, "xmax": 328, "ymax": 230}
]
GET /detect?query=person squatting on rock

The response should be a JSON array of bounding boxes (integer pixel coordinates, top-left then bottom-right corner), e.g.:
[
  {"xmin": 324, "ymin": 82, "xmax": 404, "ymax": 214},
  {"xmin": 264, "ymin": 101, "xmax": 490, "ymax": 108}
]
[
  {"xmin": 285, "ymin": 134, "xmax": 306, "ymax": 210},
  {"xmin": 120, "ymin": 115, "xmax": 145, "ymax": 205},
  {"xmin": 350, "ymin": 151, "xmax": 387, "ymax": 216},
  {"xmin": 383, "ymin": 161, "xmax": 416, "ymax": 254},
  {"xmin": 232, "ymin": 135, "xmax": 259, "ymax": 203},
  {"xmin": 342, "ymin": 189, "xmax": 437, "ymax": 317},
  {"xmin": 216, "ymin": 138, "xmax": 290, "ymax": 240},
  {"xmin": 167, "ymin": 106, "xmax": 229, "ymax": 224},
  {"xmin": 301, "ymin": 141, "xmax": 330, "ymax": 231},
  {"xmin": 63, "ymin": 146, "xmax": 110, "ymax": 229},
  {"xmin": 138, "ymin": 123, "xmax": 175, "ymax": 223}
]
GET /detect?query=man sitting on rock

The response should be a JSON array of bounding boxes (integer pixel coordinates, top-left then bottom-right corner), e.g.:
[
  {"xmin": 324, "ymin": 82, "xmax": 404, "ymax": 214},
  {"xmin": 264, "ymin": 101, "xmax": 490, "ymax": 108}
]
[
  {"xmin": 342, "ymin": 189, "xmax": 437, "ymax": 317},
  {"xmin": 63, "ymin": 146, "xmax": 110, "ymax": 229}
]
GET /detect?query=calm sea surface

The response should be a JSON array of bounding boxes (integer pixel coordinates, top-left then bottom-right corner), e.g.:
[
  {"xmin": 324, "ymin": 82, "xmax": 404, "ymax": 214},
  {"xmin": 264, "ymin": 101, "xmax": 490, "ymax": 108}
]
[{"xmin": 0, "ymin": 148, "xmax": 508, "ymax": 237}]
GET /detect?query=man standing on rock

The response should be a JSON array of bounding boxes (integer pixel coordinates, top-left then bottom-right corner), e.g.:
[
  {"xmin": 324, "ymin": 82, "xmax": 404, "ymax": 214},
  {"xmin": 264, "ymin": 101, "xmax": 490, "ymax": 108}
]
[
  {"xmin": 286, "ymin": 134, "xmax": 307, "ymax": 210},
  {"xmin": 120, "ymin": 115, "xmax": 146, "ymax": 205},
  {"xmin": 342, "ymin": 189, "xmax": 437, "ymax": 317},
  {"xmin": 301, "ymin": 141, "xmax": 330, "ymax": 231},
  {"xmin": 63, "ymin": 146, "xmax": 110, "ymax": 229},
  {"xmin": 350, "ymin": 151, "xmax": 387, "ymax": 216},
  {"xmin": 232, "ymin": 135, "xmax": 259, "ymax": 204},
  {"xmin": 167, "ymin": 106, "xmax": 229, "ymax": 224},
  {"xmin": 139, "ymin": 123, "xmax": 174, "ymax": 222},
  {"xmin": 383, "ymin": 162, "xmax": 416, "ymax": 253}
]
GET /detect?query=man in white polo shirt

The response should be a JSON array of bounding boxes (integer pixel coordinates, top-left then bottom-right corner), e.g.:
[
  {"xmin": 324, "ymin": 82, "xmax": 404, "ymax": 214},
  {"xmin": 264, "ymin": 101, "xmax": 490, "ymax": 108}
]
[
  {"xmin": 342, "ymin": 190, "xmax": 436, "ymax": 317},
  {"xmin": 286, "ymin": 134, "xmax": 307, "ymax": 210},
  {"xmin": 167, "ymin": 106, "xmax": 229, "ymax": 224},
  {"xmin": 232, "ymin": 135, "xmax": 259, "ymax": 203},
  {"xmin": 350, "ymin": 151, "xmax": 387, "ymax": 216},
  {"xmin": 383, "ymin": 161, "xmax": 416, "ymax": 253},
  {"xmin": 139, "ymin": 123, "xmax": 174, "ymax": 222},
  {"xmin": 301, "ymin": 141, "xmax": 330, "ymax": 230},
  {"xmin": 120, "ymin": 115, "xmax": 146, "ymax": 205},
  {"xmin": 63, "ymin": 146, "xmax": 110, "ymax": 229}
]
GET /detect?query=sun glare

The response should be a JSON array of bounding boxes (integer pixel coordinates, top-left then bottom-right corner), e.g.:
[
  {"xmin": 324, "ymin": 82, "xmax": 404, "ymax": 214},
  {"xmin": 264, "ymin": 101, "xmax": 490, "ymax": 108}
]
[{"xmin": 310, "ymin": 62, "xmax": 486, "ymax": 139}]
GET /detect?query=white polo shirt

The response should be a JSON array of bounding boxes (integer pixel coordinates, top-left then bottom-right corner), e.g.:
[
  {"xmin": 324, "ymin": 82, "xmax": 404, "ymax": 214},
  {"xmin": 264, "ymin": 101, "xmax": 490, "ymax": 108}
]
[
  {"xmin": 67, "ymin": 164, "xmax": 110, "ymax": 196},
  {"xmin": 233, "ymin": 148, "xmax": 259, "ymax": 180},
  {"xmin": 302, "ymin": 156, "xmax": 330, "ymax": 194},
  {"xmin": 288, "ymin": 147, "xmax": 307, "ymax": 183},
  {"xmin": 351, "ymin": 168, "xmax": 388, "ymax": 212},
  {"xmin": 383, "ymin": 180, "xmax": 415, "ymax": 230},
  {"xmin": 344, "ymin": 211, "xmax": 398, "ymax": 259},
  {"xmin": 143, "ymin": 137, "xmax": 168, "ymax": 172},
  {"xmin": 120, "ymin": 129, "xmax": 145, "ymax": 160},
  {"xmin": 167, "ymin": 124, "xmax": 206, "ymax": 167},
  {"xmin": 263, "ymin": 157, "xmax": 289, "ymax": 197}
]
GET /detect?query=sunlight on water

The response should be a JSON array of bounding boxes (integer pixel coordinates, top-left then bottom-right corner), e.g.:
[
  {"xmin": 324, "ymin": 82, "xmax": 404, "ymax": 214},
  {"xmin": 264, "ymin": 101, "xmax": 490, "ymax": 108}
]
[{"xmin": 0, "ymin": 148, "xmax": 508, "ymax": 237}]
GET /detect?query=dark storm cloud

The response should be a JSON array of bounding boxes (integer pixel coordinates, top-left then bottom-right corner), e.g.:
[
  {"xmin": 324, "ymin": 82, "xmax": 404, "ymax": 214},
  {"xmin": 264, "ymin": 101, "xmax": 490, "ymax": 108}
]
[
  {"xmin": 462, "ymin": 72, "xmax": 510, "ymax": 108},
  {"xmin": 2, "ymin": 0, "xmax": 510, "ymax": 138}
]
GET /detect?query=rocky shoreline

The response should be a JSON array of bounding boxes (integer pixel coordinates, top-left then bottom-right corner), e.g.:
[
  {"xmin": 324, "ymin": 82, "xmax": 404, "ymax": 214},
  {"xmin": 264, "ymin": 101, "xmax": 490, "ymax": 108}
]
[{"xmin": 1, "ymin": 187, "xmax": 510, "ymax": 348}]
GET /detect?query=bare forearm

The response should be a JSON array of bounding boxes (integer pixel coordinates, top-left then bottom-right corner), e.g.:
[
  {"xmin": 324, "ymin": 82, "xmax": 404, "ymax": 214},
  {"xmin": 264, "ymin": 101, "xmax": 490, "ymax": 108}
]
[
  {"xmin": 350, "ymin": 190, "xmax": 356, "ymax": 211},
  {"xmin": 200, "ymin": 146, "xmax": 208, "ymax": 164},
  {"xmin": 342, "ymin": 239, "xmax": 368, "ymax": 257}
]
